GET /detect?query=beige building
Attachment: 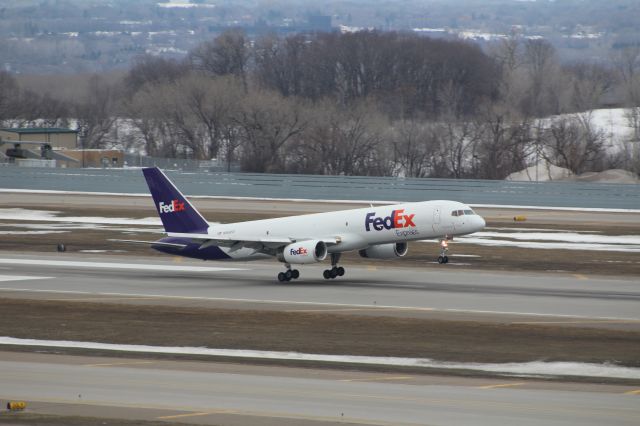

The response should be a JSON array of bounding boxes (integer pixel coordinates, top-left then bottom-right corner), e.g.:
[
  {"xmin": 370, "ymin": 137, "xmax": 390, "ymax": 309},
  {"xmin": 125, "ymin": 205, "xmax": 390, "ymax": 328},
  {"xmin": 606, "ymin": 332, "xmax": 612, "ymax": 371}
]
[
  {"xmin": 57, "ymin": 149, "xmax": 124, "ymax": 168},
  {"xmin": 0, "ymin": 128, "xmax": 79, "ymax": 149}
]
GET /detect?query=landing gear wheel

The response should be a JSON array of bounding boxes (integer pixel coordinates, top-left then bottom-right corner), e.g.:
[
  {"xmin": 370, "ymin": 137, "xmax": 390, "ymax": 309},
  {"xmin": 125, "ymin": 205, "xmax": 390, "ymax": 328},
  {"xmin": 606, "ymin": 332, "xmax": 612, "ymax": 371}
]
[
  {"xmin": 437, "ymin": 256, "xmax": 444, "ymax": 264},
  {"xmin": 323, "ymin": 253, "xmax": 344, "ymax": 280},
  {"xmin": 285, "ymin": 269, "xmax": 293, "ymax": 280},
  {"xmin": 278, "ymin": 272, "xmax": 287, "ymax": 282},
  {"xmin": 291, "ymin": 269, "xmax": 300, "ymax": 279},
  {"xmin": 443, "ymin": 256, "xmax": 449, "ymax": 264}
]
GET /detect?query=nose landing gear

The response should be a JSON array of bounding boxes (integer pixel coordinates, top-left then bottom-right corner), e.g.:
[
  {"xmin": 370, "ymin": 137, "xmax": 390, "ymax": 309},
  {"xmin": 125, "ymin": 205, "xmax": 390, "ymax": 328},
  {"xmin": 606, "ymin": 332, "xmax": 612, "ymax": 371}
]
[
  {"xmin": 323, "ymin": 253, "xmax": 345, "ymax": 279},
  {"xmin": 437, "ymin": 238, "xmax": 449, "ymax": 264},
  {"xmin": 278, "ymin": 264, "xmax": 300, "ymax": 282}
]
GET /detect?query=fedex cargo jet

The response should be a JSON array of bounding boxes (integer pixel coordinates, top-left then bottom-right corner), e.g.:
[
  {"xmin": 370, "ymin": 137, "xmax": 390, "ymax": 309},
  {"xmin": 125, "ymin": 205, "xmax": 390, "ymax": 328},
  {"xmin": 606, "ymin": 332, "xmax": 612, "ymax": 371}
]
[{"xmin": 138, "ymin": 167, "xmax": 485, "ymax": 281}]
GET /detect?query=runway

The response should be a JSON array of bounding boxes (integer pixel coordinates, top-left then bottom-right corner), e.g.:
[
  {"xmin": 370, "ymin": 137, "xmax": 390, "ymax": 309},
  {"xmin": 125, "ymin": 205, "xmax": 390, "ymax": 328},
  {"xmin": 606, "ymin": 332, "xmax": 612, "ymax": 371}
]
[
  {"xmin": 1, "ymin": 351, "xmax": 639, "ymax": 426},
  {"xmin": 0, "ymin": 253, "xmax": 639, "ymax": 327}
]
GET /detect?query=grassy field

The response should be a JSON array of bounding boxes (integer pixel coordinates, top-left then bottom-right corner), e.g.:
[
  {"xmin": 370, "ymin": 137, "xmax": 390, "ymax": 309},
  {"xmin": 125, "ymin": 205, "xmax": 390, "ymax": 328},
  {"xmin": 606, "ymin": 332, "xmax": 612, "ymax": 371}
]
[{"xmin": 2, "ymin": 298, "xmax": 639, "ymax": 369}]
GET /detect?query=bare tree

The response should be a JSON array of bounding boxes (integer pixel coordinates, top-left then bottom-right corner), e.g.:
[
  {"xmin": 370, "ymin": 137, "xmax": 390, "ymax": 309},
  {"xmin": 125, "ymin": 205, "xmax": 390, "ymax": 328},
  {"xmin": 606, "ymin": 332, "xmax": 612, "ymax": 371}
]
[
  {"xmin": 234, "ymin": 90, "xmax": 307, "ymax": 172},
  {"xmin": 189, "ymin": 29, "xmax": 249, "ymax": 90},
  {"xmin": 523, "ymin": 39, "xmax": 557, "ymax": 116},
  {"xmin": 76, "ymin": 74, "xmax": 117, "ymax": 149},
  {"xmin": 390, "ymin": 120, "xmax": 437, "ymax": 178},
  {"xmin": 0, "ymin": 71, "xmax": 19, "ymax": 125},
  {"xmin": 542, "ymin": 115, "xmax": 605, "ymax": 174},
  {"xmin": 302, "ymin": 100, "xmax": 386, "ymax": 176},
  {"xmin": 566, "ymin": 62, "xmax": 614, "ymax": 111},
  {"xmin": 254, "ymin": 34, "xmax": 307, "ymax": 97},
  {"xmin": 473, "ymin": 105, "xmax": 532, "ymax": 179},
  {"xmin": 125, "ymin": 55, "xmax": 188, "ymax": 94}
]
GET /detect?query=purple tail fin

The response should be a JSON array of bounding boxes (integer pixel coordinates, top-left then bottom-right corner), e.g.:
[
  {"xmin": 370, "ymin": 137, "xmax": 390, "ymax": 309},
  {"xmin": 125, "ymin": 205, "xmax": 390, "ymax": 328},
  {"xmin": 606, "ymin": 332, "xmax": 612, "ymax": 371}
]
[{"xmin": 142, "ymin": 167, "xmax": 209, "ymax": 234}]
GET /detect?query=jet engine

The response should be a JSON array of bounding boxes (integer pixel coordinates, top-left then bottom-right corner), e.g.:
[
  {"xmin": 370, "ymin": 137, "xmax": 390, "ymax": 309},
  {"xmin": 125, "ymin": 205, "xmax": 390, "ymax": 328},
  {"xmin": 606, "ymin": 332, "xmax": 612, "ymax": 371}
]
[
  {"xmin": 358, "ymin": 242, "xmax": 408, "ymax": 259},
  {"xmin": 279, "ymin": 240, "xmax": 328, "ymax": 264}
]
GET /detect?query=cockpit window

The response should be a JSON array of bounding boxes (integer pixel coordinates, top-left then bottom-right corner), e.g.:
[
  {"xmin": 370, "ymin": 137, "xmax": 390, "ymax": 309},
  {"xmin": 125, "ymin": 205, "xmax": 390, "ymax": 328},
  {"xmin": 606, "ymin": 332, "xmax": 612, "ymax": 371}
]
[
  {"xmin": 451, "ymin": 210, "xmax": 458, "ymax": 216},
  {"xmin": 464, "ymin": 209, "xmax": 474, "ymax": 215}
]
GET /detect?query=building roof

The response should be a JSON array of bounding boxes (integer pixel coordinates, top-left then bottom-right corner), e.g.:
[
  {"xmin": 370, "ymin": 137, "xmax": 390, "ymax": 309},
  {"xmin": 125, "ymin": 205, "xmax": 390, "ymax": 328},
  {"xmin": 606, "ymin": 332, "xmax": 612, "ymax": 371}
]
[{"xmin": 0, "ymin": 127, "xmax": 79, "ymax": 134}]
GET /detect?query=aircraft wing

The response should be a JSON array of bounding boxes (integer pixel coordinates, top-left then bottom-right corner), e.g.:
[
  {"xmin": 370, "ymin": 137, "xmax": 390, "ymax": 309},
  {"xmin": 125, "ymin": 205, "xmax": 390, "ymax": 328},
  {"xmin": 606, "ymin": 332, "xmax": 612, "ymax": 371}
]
[
  {"xmin": 166, "ymin": 232, "xmax": 339, "ymax": 250},
  {"xmin": 109, "ymin": 239, "xmax": 188, "ymax": 249}
]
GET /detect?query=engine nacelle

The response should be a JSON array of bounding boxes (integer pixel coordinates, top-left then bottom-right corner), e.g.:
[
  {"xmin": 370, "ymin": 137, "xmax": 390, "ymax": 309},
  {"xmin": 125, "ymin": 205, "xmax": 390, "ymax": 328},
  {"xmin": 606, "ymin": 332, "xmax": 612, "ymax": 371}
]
[
  {"xmin": 279, "ymin": 240, "xmax": 328, "ymax": 264},
  {"xmin": 359, "ymin": 242, "xmax": 408, "ymax": 259}
]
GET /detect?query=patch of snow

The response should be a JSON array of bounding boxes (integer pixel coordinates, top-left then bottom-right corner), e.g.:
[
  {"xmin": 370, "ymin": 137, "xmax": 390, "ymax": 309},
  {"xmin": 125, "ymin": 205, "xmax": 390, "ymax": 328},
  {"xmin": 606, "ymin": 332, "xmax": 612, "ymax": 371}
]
[
  {"xmin": 1, "ymin": 336, "xmax": 638, "ymax": 379},
  {"xmin": 0, "ymin": 258, "xmax": 245, "ymax": 272},
  {"xmin": 485, "ymin": 227, "xmax": 600, "ymax": 233},
  {"xmin": 471, "ymin": 231, "xmax": 640, "ymax": 245},
  {"xmin": 453, "ymin": 237, "xmax": 640, "ymax": 252},
  {"xmin": 506, "ymin": 160, "xmax": 572, "ymax": 182},
  {"xmin": 458, "ymin": 31, "xmax": 507, "ymax": 41},
  {"xmin": 0, "ymin": 230, "xmax": 68, "ymax": 235},
  {"xmin": 563, "ymin": 169, "xmax": 640, "ymax": 184},
  {"xmin": 0, "ymin": 208, "xmax": 161, "ymax": 226},
  {"xmin": 423, "ymin": 231, "xmax": 640, "ymax": 252}
]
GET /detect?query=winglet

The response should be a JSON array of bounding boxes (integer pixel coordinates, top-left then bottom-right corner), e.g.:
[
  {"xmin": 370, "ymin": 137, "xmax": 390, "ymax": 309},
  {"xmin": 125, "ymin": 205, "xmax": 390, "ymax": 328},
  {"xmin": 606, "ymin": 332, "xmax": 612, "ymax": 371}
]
[{"xmin": 142, "ymin": 167, "xmax": 209, "ymax": 234}]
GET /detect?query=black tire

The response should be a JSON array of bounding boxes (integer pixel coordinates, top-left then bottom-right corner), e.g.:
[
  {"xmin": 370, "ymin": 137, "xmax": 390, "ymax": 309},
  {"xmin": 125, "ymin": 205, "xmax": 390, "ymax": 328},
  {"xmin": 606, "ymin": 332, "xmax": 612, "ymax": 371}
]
[
  {"xmin": 57, "ymin": 243, "xmax": 66, "ymax": 252},
  {"xmin": 329, "ymin": 268, "xmax": 338, "ymax": 279},
  {"xmin": 278, "ymin": 272, "xmax": 286, "ymax": 282},
  {"xmin": 443, "ymin": 256, "xmax": 449, "ymax": 263},
  {"xmin": 437, "ymin": 256, "xmax": 444, "ymax": 264},
  {"xmin": 323, "ymin": 270, "xmax": 330, "ymax": 279},
  {"xmin": 285, "ymin": 270, "xmax": 293, "ymax": 280},
  {"xmin": 291, "ymin": 269, "xmax": 300, "ymax": 279},
  {"xmin": 337, "ymin": 266, "xmax": 345, "ymax": 276}
]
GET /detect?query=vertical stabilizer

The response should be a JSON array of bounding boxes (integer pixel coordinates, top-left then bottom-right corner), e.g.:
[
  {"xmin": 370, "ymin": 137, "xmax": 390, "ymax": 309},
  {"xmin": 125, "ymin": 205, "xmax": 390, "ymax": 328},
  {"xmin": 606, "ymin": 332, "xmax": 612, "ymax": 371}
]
[{"xmin": 142, "ymin": 167, "xmax": 209, "ymax": 234}]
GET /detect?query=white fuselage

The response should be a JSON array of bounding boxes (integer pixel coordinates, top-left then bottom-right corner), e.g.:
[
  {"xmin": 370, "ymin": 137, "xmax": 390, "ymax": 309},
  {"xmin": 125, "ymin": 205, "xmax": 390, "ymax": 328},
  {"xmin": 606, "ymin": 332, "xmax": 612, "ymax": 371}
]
[{"xmin": 206, "ymin": 200, "xmax": 485, "ymax": 260}]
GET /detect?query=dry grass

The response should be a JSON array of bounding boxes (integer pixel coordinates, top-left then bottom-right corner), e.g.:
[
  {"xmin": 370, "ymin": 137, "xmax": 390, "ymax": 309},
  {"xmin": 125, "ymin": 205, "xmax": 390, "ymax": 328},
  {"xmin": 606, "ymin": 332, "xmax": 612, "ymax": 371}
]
[{"xmin": 2, "ymin": 298, "xmax": 639, "ymax": 366}]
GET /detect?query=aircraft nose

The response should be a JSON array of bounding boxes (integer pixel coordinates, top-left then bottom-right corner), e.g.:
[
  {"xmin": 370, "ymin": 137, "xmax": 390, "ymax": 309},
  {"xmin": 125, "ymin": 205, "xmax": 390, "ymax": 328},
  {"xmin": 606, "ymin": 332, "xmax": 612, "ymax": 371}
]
[{"xmin": 476, "ymin": 215, "xmax": 486, "ymax": 230}]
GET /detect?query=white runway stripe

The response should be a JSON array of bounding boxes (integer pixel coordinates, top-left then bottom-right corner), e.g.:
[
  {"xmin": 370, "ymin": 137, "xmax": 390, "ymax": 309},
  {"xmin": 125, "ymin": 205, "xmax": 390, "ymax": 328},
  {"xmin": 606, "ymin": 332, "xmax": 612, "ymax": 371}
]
[
  {"xmin": 0, "ymin": 258, "xmax": 245, "ymax": 272},
  {"xmin": 0, "ymin": 275, "xmax": 52, "ymax": 283}
]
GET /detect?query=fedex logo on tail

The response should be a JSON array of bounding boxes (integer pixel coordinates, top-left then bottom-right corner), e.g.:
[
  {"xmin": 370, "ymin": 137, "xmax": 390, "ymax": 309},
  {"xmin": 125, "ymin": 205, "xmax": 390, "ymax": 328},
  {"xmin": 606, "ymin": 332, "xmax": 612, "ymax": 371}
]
[
  {"xmin": 290, "ymin": 247, "xmax": 308, "ymax": 256},
  {"xmin": 159, "ymin": 199, "xmax": 185, "ymax": 214},
  {"xmin": 365, "ymin": 209, "xmax": 415, "ymax": 232}
]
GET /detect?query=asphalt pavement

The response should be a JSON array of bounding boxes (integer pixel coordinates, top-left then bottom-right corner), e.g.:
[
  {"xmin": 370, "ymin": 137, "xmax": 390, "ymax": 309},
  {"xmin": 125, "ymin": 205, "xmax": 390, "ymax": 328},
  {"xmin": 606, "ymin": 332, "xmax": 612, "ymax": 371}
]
[
  {"xmin": 0, "ymin": 253, "xmax": 638, "ymax": 328},
  {"xmin": 1, "ymin": 351, "xmax": 638, "ymax": 426}
]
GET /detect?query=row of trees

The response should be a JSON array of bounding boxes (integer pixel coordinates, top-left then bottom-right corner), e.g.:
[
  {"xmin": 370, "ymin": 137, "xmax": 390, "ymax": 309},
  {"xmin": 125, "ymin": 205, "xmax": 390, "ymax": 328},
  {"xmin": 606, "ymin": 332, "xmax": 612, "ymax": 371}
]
[{"xmin": 1, "ymin": 30, "xmax": 640, "ymax": 178}]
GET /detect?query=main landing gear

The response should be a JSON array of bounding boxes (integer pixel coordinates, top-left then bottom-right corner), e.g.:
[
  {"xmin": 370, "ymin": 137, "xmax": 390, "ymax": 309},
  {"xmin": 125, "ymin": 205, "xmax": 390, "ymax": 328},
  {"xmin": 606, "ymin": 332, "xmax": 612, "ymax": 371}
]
[
  {"xmin": 323, "ymin": 253, "xmax": 345, "ymax": 279},
  {"xmin": 278, "ymin": 264, "xmax": 300, "ymax": 282},
  {"xmin": 437, "ymin": 238, "xmax": 449, "ymax": 264}
]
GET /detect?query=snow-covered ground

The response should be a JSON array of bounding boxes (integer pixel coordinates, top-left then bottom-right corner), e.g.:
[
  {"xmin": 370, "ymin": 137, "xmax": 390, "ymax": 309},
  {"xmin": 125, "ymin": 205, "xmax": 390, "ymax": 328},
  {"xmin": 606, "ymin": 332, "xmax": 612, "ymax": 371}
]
[
  {"xmin": 507, "ymin": 108, "xmax": 640, "ymax": 183},
  {"xmin": 422, "ymin": 227, "xmax": 640, "ymax": 253},
  {"xmin": 0, "ymin": 208, "xmax": 161, "ymax": 226}
]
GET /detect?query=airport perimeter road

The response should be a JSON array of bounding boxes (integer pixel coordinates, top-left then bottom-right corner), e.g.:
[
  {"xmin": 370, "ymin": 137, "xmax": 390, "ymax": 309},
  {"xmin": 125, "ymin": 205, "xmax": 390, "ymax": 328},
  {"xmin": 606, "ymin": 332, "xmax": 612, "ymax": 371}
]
[
  {"xmin": 1, "ymin": 352, "xmax": 638, "ymax": 426},
  {"xmin": 0, "ymin": 253, "xmax": 639, "ymax": 325}
]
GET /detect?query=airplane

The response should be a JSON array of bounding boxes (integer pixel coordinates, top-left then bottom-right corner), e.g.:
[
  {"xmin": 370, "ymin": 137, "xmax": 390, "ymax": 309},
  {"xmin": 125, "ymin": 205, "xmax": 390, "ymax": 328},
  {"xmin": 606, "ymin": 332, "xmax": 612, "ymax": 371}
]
[{"xmin": 132, "ymin": 167, "xmax": 485, "ymax": 281}]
